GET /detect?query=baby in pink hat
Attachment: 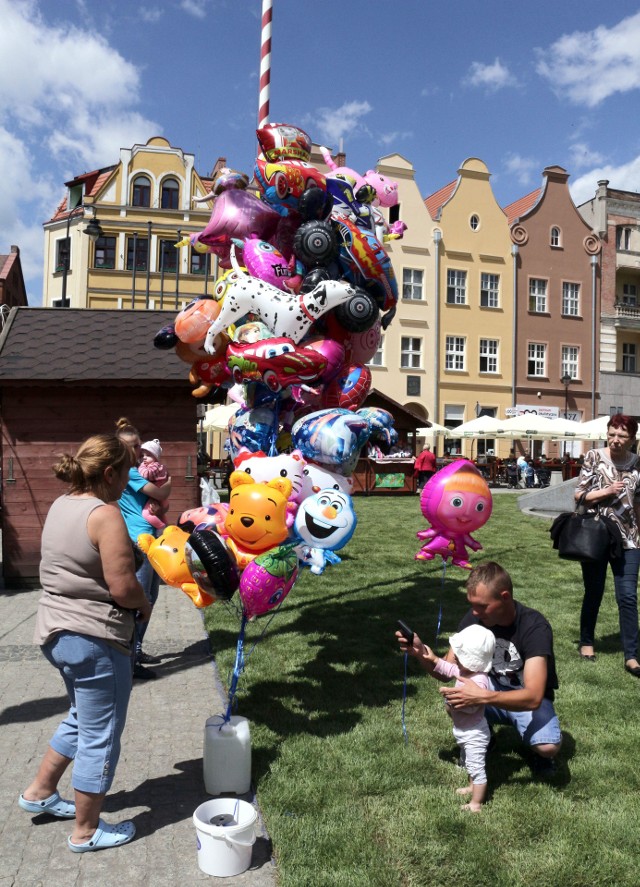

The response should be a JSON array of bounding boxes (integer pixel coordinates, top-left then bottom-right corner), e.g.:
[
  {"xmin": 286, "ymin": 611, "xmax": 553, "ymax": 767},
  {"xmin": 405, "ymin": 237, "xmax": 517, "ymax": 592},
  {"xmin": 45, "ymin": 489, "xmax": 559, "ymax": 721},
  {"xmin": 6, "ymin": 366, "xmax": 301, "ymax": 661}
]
[{"xmin": 139, "ymin": 439, "xmax": 170, "ymax": 529}]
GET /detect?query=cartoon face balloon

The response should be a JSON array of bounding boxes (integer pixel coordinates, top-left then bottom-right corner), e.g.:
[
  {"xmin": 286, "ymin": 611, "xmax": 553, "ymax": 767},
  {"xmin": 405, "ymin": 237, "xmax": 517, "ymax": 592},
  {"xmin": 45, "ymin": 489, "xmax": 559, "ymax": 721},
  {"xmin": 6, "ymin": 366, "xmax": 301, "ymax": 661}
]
[
  {"xmin": 299, "ymin": 461, "xmax": 354, "ymax": 501},
  {"xmin": 293, "ymin": 488, "xmax": 358, "ymax": 575},
  {"xmin": 416, "ymin": 460, "xmax": 492, "ymax": 570}
]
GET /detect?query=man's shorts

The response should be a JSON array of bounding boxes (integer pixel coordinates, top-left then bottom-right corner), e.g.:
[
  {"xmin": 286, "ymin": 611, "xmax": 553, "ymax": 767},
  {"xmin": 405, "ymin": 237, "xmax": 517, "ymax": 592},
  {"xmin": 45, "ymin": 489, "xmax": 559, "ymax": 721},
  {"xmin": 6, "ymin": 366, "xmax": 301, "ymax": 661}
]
[{"xmin": 485, "ymin": 681, "xmax": 561, "ymax": 747}]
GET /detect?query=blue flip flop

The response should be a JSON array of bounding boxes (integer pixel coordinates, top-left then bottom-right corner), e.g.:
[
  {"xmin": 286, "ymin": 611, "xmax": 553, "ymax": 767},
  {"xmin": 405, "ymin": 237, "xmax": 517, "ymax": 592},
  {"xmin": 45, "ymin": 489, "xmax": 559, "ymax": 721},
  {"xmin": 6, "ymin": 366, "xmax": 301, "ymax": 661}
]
[
  {"xmin": 67, "ymin": 818, "xmax": 136, "ymax": 853},
  {"xmin": 19, "ymin": 791, "xmax": 76, "ymax": 818}
]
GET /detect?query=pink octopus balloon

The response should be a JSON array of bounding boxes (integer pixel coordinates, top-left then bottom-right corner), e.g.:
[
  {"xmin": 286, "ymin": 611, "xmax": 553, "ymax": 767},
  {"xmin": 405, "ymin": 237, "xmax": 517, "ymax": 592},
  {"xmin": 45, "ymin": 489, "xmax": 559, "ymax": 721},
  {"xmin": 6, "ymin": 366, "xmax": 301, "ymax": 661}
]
[{"xmin": 416, "ymin": 460, "xmax": 492, "ymax": 570}]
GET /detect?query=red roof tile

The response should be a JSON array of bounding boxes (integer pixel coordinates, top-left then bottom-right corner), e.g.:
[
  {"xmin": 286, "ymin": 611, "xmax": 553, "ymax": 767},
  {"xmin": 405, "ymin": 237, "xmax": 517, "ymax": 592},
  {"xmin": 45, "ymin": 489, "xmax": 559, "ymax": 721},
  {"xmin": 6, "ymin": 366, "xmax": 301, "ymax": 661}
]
[
  {"xmin": 424, "ymin": 180, "xmax": 457, "ymax": 220},
  {"xmin": 503, "ymin": 189, "xmax": 541, "ymax": 225}
]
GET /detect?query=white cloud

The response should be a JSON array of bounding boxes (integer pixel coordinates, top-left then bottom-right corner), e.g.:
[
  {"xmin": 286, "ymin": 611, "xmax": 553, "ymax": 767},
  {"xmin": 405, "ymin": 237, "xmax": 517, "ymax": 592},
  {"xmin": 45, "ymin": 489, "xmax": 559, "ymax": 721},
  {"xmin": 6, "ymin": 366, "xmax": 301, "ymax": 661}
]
[
  {"xmin": 464, "ymin": 58, "xmax": 519, "ymax": 91},
  {"xmin": 379, "ymin": 130, "xmax": 413, "ymax": 148},
  {"xmin": 570, "ymin": 155, "xmax": 640, "ymax": 206},
  {"xmin": 139, "ymin": 6, "xmax": 163, "ymax": 23},
  {"xmin": 504, "ymin": 153, "xmax": 539, "ymax": 187},
  {"xmin": 536, "ymin": 11, "xmax": 640, "ymax": 107},
  {"xmin": 309, "ymin": 101, "xmax": 373, "ymax": 147},
  {"xmin": 568, "ymin": 143, "xmax": 605, "ymax": 171},
  {"xmin": 180, "ymin": 0, "xmax": 209, "ymax": 19},
  {"xmin": 0, "ymin": 0, "xmax": 161, "ymax": 303}
]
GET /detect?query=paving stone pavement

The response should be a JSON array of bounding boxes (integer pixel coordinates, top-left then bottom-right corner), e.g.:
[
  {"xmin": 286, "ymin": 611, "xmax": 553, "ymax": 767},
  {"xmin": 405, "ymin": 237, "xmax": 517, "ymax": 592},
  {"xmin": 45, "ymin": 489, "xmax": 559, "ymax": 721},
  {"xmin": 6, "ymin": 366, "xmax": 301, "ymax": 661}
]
[{"xmin": 0, "ymin": 583, "xmax": 277, "ymax": 887}]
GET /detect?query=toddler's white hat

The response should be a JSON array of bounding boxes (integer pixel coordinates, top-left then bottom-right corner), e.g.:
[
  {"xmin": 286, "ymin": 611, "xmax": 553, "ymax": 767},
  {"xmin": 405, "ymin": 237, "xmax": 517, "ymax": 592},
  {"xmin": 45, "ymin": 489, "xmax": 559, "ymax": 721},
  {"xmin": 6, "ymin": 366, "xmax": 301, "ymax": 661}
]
[
  {"xmin": 449, "ymin": 624, "xmax": 495, "ymax": 673},
  {"xmin": 140, "ymin": 439, "xmax": 162, "ymax": 460}
]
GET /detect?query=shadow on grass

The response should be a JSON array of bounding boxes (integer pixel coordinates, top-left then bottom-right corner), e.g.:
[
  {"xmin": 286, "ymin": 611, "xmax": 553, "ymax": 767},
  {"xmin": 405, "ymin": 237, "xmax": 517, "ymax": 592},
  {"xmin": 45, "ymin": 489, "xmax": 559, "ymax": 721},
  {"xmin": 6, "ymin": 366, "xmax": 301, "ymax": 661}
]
[
  {"xmin": 209, "ymin": 565, "xmax": 473, "ymax": 782},
  {"xmin": 437, "ymin": 727, "xmax": 575, "ymax": 797}
]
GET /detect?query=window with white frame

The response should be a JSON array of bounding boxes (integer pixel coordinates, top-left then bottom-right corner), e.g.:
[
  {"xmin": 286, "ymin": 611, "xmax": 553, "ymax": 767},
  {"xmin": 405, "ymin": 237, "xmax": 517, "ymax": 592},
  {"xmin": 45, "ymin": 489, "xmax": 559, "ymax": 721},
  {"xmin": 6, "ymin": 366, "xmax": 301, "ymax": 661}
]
[
  {"xmin": 561, "ymin": 345, "xmax": 579, "ymax": 379},
  {"xmin": 562, "ymin": 282, "xmax": 580, "ymax": 316},
  {"xmin": 617, "ymin": 226, "xmax": 631, "ymax": 250},
  {"xmin": 445, "ymin": 335, "xmax": 466, "ymax": 371},
  {"xmin": 402, "ymin": 268, "xmax": 423, "ymax": 300},
  {"xmin": 529, "ymin": 278, "xmax": 547, "ymax": 312},
  {"xmin": 368, "ymin": 335, "xmax": 385, "ymax": 367},
  {"xmin": 480, "ymin": 273, "xmax": 499, "ymax": 308},
  {"xmin": 400, "ymin": 336, "xmax": 421, "ymax": 369},
  {"xmin": 446, "ymin": 269, "xmax": 467, "ymax": 304},
  {"xmin": 622, "ymin": 284, "xmax": 637, "ymax": 305},
  {"xmin": 623, "ymin": 343, "xmax": 637, "ymax": 373},
  {"xmin": 527, "ymin": 343, "xmax": 546, "ymax": 377},
  {"xmin": 479, "ymin": 338, "xmax": 499, "ymax": 373},
  {"xmin": 550, "ymin": 226, "xmax": 562, "ymax": 247}
]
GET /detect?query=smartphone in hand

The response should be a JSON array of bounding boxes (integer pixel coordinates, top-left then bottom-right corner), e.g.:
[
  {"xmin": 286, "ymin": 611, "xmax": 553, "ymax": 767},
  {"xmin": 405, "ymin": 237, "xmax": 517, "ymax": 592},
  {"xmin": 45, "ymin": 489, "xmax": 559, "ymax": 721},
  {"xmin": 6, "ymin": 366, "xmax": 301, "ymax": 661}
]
[{"xmin": 397, "ymin": 619, "xmax": 414, "ymax": 646}]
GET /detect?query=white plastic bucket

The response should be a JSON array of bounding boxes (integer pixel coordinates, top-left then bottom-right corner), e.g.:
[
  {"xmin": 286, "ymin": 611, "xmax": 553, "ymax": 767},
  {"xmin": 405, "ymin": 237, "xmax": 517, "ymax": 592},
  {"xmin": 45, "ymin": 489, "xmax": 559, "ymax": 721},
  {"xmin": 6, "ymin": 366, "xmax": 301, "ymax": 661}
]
[{"xmin": 193, "ymin": 798, "xmax": 257, "ymax": 878}]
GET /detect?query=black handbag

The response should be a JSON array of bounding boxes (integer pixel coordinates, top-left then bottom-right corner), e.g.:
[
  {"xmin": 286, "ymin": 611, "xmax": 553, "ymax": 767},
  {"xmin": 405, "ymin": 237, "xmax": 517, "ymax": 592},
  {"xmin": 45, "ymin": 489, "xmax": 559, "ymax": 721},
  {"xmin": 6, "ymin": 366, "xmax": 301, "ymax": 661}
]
[{"xmin": 549, "ymin": 494, "xmax": 616, "ymax": 564}]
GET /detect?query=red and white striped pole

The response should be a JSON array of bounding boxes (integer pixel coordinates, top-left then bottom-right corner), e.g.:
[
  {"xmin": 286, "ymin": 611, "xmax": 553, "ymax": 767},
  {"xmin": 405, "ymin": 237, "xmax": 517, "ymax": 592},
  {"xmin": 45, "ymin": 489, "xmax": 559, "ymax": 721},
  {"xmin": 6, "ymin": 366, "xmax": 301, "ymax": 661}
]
[{"xmin": 258, "ymin": 0, "xmax": 272, "ymax": 130}]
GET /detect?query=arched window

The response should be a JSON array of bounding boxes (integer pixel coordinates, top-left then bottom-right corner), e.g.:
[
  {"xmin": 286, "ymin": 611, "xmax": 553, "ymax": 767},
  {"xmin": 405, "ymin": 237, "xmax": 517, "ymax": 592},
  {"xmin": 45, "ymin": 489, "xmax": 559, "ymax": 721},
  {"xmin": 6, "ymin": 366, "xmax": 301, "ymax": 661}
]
[
  {"xmin": 161, "ymin": 177, "xmax": 180, "ymax": 210},
  {"xmin": 132, "ymin": 175, "xmax": 151, "ymax": 207},
  {"xmin": 550, "ymin": 226, "xmax": 561, "ymax": 247}
]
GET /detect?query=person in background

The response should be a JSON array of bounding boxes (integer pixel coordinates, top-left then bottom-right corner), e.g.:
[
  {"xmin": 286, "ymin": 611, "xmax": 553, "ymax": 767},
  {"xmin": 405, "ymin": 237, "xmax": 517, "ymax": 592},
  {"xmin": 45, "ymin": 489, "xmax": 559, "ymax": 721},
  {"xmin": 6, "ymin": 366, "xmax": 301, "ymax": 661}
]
[
  {"xmin": 138, "ymin": 439, "xmax": 170, "ymax": 530},
  {"xmin": 115, "ymin": 418, "xmax": 172, "ymax": 680},
  {"xmin": 414, "ymin": 444, "xmax": 437, "ymax": 490},
  {"xmin": 19, "ymin": 434, "xmax": 151, "ymax": 851},
  {"xmin": 574, "ymin": 414, "xmax": 640, "ymax": 676}
]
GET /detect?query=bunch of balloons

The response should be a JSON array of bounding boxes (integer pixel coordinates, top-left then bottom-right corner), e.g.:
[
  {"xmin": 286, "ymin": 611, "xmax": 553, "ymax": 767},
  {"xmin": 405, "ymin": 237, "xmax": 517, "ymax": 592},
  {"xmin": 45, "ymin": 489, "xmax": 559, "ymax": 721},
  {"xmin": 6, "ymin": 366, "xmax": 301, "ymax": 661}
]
[{"xmin": 151, "ymin": 122, "xmax": 407, "ymax": 620}]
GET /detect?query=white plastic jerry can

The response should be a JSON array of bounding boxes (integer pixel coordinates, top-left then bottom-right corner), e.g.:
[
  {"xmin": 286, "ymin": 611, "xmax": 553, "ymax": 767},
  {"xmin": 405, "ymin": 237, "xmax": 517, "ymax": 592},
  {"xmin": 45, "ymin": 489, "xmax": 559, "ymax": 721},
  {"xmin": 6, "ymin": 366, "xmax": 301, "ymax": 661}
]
[{"xmin": 203, "ymin": 715, "xmax": 252, "ymax": 795}]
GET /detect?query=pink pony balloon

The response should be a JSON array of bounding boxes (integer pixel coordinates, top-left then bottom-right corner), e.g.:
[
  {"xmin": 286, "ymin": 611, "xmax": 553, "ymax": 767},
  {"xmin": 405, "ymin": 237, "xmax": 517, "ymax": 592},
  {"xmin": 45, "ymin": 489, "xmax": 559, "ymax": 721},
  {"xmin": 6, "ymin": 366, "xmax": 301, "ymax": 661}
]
[{"xmin": 416, "ymin": 460, "xmax": 492, "ymax": 570}]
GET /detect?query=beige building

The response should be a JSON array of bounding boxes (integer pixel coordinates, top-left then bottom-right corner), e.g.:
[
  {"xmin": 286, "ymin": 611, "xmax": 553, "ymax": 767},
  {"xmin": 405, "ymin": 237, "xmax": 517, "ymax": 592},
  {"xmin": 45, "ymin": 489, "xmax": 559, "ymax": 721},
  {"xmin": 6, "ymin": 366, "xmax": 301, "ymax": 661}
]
[
  {"xmin": 368, "ymin": 154, "xmax": 436, "ymax": 428},
  {"xmin": 426, "ymin": 158, "xmax": 514, "ymax": 458},
  {"xmin": 579, "ymin": 182, "xmax": 640, "ymax": 416},
  {"xmin": 42, "ymin": 136, "xmax": 218, "ymax": 309}
]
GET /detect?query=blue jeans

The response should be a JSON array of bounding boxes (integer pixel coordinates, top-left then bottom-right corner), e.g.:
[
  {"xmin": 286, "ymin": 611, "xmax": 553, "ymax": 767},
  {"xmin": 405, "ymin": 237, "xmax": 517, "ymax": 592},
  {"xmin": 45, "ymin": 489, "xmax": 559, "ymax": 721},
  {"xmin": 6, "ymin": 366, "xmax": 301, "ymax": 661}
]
[
  {"xmin": 134, "ymin": 551, "xmax": 160, "ymax": 657},
  {"xmin": 485, "ymin": 691, "xmax": 561, "ymax": 748},
  {"xmin": 580, "ymin": 547, "xmax": 640, "ymax": 661},
  {"xmin": 42, "ymin": 632, "xmax": 132, "ymax": 794}
]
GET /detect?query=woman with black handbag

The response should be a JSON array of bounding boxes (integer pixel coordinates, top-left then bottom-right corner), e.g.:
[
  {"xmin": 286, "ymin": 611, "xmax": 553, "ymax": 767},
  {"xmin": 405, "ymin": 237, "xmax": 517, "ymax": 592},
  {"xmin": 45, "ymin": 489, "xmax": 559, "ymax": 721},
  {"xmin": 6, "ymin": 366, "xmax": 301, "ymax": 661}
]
[{"xmin": 575, "ymin": 414, "xmax": 640, "ymax": 676}]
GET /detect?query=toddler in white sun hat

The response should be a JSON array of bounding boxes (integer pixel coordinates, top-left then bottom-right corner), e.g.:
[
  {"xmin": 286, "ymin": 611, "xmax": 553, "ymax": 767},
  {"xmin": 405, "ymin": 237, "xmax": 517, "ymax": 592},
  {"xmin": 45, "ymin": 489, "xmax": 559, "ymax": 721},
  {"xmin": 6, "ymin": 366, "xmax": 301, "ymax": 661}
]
[
  {"xmin": 420, "ymin": 624, "xmax": 496, "ymax": 812},
  {"xmin": 138, "ymin": 439, "xmax": 170, "ymax": 529}
]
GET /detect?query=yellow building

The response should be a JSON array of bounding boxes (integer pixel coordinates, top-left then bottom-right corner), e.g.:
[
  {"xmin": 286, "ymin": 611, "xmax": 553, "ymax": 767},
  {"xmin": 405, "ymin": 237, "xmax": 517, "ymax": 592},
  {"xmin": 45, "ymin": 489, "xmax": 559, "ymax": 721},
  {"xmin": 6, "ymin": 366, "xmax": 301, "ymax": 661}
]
[
  {"xmin": 368, "ymin": 154, "xmax": 436, "ymax": 426},
  {"xmin": 426, "ymin": 158, "xmax": 515, "ymax": 458},
  {"xmin": 42, "ymin": 136, "xmax": 220, "ymax": 309}
]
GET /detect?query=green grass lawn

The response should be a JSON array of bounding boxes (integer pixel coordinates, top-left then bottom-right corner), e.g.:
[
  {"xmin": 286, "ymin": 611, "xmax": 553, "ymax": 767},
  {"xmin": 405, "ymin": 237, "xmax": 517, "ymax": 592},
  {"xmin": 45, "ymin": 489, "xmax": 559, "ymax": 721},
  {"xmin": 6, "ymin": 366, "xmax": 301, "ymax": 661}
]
[{"xmin": 204, "ymin": 494, "xmax": 640, "ymax": 887}]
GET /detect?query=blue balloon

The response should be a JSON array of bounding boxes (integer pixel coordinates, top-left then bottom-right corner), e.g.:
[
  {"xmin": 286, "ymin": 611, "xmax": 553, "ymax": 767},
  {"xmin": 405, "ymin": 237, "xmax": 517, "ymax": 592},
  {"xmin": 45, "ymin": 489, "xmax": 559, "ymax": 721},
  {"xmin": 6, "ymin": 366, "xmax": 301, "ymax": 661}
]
[
  {"xmin": 228, "ymin": 406, "xmax": 277, "ymax": 457},
  {"xmin": 291, "ymin": 408, "xmax": 369, "ymax": 475}
]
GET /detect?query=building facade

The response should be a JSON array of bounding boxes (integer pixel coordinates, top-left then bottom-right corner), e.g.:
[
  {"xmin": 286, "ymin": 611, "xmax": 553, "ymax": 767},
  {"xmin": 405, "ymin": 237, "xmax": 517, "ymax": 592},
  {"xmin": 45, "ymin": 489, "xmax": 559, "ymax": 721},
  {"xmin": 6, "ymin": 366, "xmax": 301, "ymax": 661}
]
[
  {"xmin": 425, "ymin": 158, "xmax": 515, "ymax": 458},
  {"xmin": 42, "ymin": 136, "xmax": 219, "ymax": 309},
  {"xmin": 506, "ymin": 166, "xmax": 601, "ymax": 457},
  {"xmin": 579, "ymin": 182, "xmax": 640, "ymax": 417},
  {"xmin": 368, "ymin": 153, "xmax": 436, "ymax": 427}
]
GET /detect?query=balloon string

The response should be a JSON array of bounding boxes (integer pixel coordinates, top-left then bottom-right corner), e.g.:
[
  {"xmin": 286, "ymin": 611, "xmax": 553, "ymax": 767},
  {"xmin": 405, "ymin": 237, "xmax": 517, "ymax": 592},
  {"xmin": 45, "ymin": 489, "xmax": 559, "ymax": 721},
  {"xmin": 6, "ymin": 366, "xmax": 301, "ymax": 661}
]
[
  {"xmin": 435, "ymin": 559, "xmax": 447, "ymax": 643},
  {"xmin": 223, "ymin": 612, "xmax": 248, "ymax": 723},
  {"xmin": 401, "ymin": 651, "xmax": 409, "ymax": 744}
]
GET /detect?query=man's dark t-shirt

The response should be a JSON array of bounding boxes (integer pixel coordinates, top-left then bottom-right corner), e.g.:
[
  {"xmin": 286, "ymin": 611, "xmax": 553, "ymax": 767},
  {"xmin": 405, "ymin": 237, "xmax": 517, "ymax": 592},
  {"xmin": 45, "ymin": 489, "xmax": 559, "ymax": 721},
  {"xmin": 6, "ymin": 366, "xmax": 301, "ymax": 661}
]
[{"xmin": 459, "ymin": 600, "xmax": 559, "ymax": 701}]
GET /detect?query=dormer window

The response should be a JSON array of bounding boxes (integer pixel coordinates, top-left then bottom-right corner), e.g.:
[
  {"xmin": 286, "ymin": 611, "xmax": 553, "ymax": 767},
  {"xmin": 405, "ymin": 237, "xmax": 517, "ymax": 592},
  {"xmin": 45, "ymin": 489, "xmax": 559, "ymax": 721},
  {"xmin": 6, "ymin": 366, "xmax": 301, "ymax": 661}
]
[
  {"xmin": 132, "ymin": 175, "xmax": 151, "ymax": 207},
  {"xmin": 161, "ymin": 177, "xmax": 180, "ymax": 210}
]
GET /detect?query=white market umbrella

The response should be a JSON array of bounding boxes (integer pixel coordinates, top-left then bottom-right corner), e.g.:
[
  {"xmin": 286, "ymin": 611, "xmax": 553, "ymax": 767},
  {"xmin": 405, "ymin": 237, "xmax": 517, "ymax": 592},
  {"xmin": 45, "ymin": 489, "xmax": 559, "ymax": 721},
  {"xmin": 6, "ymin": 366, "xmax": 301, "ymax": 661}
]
[
  {"xmin": 449, "ymin": 415, "xmax": 504, "ymax": 438},
  {"xmin": 416, "ymin": 422, "xmax": 451, "ymax": 438},
  {"xmin": 201, "ymin": 402, "xmax": 240, "ymax": 431},
  {"xmin": 575, "ymin": 416, "xmax": 610, "ymax": 440},
  {"xmin": 494, "ymin": 415, "xmax": 571, "ymax": 439}
]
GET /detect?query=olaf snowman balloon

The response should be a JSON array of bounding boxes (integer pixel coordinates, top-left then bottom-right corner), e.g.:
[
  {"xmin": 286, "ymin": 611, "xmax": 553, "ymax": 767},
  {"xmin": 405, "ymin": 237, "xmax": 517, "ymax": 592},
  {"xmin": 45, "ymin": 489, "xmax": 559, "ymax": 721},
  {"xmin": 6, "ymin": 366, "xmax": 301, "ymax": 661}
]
[{"xmin": 293, "ymin": 488, "xmax": 357, "ymax": 575}]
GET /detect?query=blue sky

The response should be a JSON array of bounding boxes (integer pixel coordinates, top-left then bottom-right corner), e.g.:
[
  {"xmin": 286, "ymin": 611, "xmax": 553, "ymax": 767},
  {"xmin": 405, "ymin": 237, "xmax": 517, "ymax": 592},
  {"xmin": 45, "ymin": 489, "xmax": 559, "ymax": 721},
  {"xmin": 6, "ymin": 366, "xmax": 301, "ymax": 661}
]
[{"xmin": 3, "ymin": 0, "xmax": 640, "ymax": 304}]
